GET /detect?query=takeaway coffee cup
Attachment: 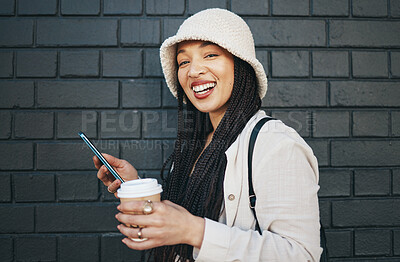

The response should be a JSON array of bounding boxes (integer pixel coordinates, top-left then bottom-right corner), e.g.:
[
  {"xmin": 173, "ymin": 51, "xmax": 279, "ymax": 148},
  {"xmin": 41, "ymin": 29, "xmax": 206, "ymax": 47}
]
[{"xmin": 117, "ymin": 178, "xmax": 162, "ymax": 241}]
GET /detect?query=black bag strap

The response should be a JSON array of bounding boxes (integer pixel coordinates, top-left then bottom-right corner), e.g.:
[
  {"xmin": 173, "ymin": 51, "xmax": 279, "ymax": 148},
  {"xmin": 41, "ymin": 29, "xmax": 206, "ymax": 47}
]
[
  {"xmin": 248, "ymin": 117, "xmax": 329, "ymax": 261},
  {"xmin": 248, "ymin": 117, "xmax": 274, "ymax": 234}
]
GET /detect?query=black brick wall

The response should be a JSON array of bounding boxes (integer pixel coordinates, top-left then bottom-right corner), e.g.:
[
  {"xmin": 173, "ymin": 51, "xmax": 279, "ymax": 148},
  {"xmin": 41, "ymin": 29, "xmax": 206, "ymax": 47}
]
[{"xmin": 0, "ymin": 0, "xmax": 399, "ymax": 261}]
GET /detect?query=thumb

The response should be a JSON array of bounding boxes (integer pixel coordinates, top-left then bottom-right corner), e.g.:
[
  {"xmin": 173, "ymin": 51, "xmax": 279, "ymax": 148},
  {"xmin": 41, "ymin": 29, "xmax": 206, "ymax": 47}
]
[{"xmin": 101, "ymin": 153, "xmax": 125, "ymax": 168}]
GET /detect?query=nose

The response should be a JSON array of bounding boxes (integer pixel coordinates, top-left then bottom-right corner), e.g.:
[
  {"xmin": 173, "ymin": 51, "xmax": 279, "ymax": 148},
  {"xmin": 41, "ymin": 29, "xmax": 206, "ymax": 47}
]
[{"xmin": 188, "ymin": 60, "xmax": 205, "ymax": 78}]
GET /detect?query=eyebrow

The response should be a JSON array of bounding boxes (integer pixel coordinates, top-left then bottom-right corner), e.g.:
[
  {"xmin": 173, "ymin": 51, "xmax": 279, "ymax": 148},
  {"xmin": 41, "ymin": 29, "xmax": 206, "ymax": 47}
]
[{"xmin": 176, "ymin": 41, "xmax": 216, "ymax": 55}]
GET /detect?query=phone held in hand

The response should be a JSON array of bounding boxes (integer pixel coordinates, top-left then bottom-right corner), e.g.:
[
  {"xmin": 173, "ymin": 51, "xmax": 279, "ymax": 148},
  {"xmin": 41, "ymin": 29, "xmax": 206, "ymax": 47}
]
[{"xmin": 78, "ymin": 131, "xmax": 125, "ymax": 183}]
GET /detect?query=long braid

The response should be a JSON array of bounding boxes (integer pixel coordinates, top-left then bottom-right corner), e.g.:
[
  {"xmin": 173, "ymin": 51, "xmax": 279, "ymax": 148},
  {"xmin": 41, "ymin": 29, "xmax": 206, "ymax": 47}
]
[{"xmin": 151, "ymin": 57, "xmax": 261, "ymax": 261}]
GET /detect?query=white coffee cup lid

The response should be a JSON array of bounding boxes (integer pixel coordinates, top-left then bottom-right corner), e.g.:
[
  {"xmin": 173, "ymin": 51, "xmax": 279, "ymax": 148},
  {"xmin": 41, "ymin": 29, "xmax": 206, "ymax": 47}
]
[{"xmin": 117, "ymin": 178, "xmax": 162, "ymax": 198}]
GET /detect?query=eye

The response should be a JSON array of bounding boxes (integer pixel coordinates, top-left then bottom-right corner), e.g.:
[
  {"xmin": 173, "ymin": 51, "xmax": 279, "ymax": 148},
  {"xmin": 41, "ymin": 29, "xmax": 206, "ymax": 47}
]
[
  {"xmin": 178, "ymin": 61, "xmax": 189, "ymax": 67},
  {"xmin": 205, "ymin": 54, "xmax": 218, "ymax": 58}
]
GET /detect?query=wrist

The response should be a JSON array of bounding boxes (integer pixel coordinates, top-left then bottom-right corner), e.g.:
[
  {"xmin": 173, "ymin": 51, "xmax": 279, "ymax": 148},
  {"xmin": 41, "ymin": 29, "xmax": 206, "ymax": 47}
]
[{"xmin": 186, "ymin": 216, "xmax": 205, "ymax": 249}]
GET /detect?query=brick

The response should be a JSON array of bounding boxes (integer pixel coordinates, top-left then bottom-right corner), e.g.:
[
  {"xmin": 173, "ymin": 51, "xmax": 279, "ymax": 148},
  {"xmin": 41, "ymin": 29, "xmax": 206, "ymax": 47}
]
[
  {"xmin": 325, "ymin": 231, "xmax": 352, "ymax": 257},
  {"xmin": 272, "ymin": 0, "xmax": 309, "ymax": 16},
  {"xmin": 247, "ymin": 19, "xmax": 325, "ymax": 47},
  {"xmin": 188, "ymin": 0, "xmax": 227, "ymax": 14},
  {"xmin": 332, "ymin": 140, "xmax": 400, "ymax": 166},
  {"xmin": 354, "ymin": 169, "xmax": 390, "ymax": 196},
  {"xmin": 122, "ymin": 80, "xmax": 161, "ymax": 108},
  {"xmin": 318, "ymin": 169, "xmax": 351, "ymax": 197},
  {"xmin": 330, "ymin": 20, "xmax": 400, "ymax": 47},
  {"xmin": 144, "ymin": 48, "xmax": 163, "ymax": 77},
  {"xmin": 162, "ymin": 18, "xmax": 185, "ymax": 40},
  {"xmin": 355, "ymin": 229, "xmax": 391, "ymax": 256},
  {"xmin": 0, "ymin": 0, "xmax": 15, "ymax": 15},
  {"xmin": 271, "ymin": 111, "xmax": 310, "ymax": 137},
  {"xmin": 0, "ymin": 143, "xmax": 33, "ymax": 170},
  {"xmin": 57, "ymin": 111, "xmax": 97, "ymax": 139},
  {"xmin": 37, "ymin": 19, "xmax": 117, "ymax": 46},
  {"xmin": 333, "ymin": 199, "xmax": 400, "ymax": 227},
  {"xmin": 312, "ymin": 0, "xmax": 349, "ymax": 16},
  {"xmin": 393, "ymin": 169, "xmax": 400, "ymax": 195},
  {"xmin": 100, "ymin": 110, "xmax": 141, "ymax": 138},
  {"xmin": 0, "ymin": 111, "xmax": 11, "ymax": 138},
  {"xmin": 16, "ymin": 51, "xmax": 57, "ymax": 77},
  {"xmin": 313, "ymin": 111, "xmax": 349, "ymax": 137},
  {"xmin": 162, "ymin": 139, "xmax": 175, "ymax": 163},
  {"xmin": 353, "ymin": 111, "xmax": 389, "ymax": 137},
  {"xmin": 0, "ymin": 51, "xmax": 13, "ymax": 78},
  {"xmin": 352, "ymin": 51, "xmax": 388, "ymax": 78},
  {"xmin": 0, "ymin": 20, "xmax": 33, "ymax": 47},
  {"xmin": 0, "ymin": 206, "xmax": 34, "ymax": 232},
  {"xmin": 103, "ymin": 50, "xmax": 142, "ymax": 77},
  {"xmin": 37, "ymin": 81, "xmax": 118, "ymax": 108},
  {"xmin": 36, "ymin": 204, "xmax": 118, "ymax": 232},
  {"xmin": 15, "ymin": 111, "xmax": 54, "ymax": 139},
  {"xmin": 61, "ymin": 0, "xmax": 100, "ymax": 15},
  {"xmin": 392, "ymin": 0, "xmax": 400, "ymax": 17},
  {"xmin": 393, "ymin": 111, "xmax": 400, "ymax": 136},
  {"xmin": 15, "ymin": 236, "xmax": 56, "ymax": 261},
  {"xmin": 395, "ymin": 230, "xmax": 400, "ymax": 255},
  {"xmin": 101, "ymin": 185, "xmax": 120, "ymax": 201},
  {"xmin": 14, "ymin": 173, "xmax": 55, "ymax": 202},
  {"xmin": 59, "ymin": 236, "xmax": 99, "ymax": 262},
  {"xmin": 330, "ymin": 81, "xmax": 400, "ymax": 107},
  {"xmin": 391, "ymin": 52, "xmax": 400, "ymax": 77},
  {"xmin": 162, "ymin": 81, "xmax": 177, "ymax": 107},
  {"xmin": 18, "ymin": 0, "xmax": 57, "ymax": 15},
  {"xmin": 121, "ymin": 19, "xmax": 161, "ymax": 46},
  {"xmin": 0, "ymin": 81, "xmax": 34, "ymax": 108},
  {"xmin": 57, "ymin": 172, "xmax": 98, "ymax": 201},
  {"xmin": 319, "ymin": 200, "xmax": 331, "ymax": 227},
  {"xmin": 103, "ymin": 0, "xmax": 142, "ymax": 15},
  {"xmin": 353, "ymin": 0, "xmax": 388, "ymax": 17},
  {"xmin": 262, "ymin": 81, "xmax": 327, "ymax": 107},
  {"xmin": 121, "ymin": 140, "xmax": 163, "ymax": 169},
  {"xmin": 255, "ymin": 50, "xmax": 269, "ymax": 78},
  {"xmin": 142, "ymin": 110, "xmax": 177, "ymax": 139},
  {"xmin": 0, "ymin": 173, "xmax": 11, "ymax": 202},
  {"xmin": 0, "ymin": 237, "xmax": 13, "ymax": 262},
  {"xmin": 101, "ymin": 234, "xmax": 142, "ymax": 261},
  {"xmin": 312, "ymin": 51, "xmax": 349, "ymax": 77},
  {"xmin": 306, "ymin": 139, "xmax": 329, "ymax": 166},
  {"xmin": 36, "ymin": 142, "xmax": 118, "ymax": 170},
  {"xmin": 146, "ymin": 0, "xmax": 184, "ymax": 15},
  {"xmin": 60, "ymin": 51, "xmax": 99, "ymax": 77},
  {"xmin": 141, "ymin": 170, "xmax": 163, "ymax": 184},
  {"xmin": 232, "ymin": 0, "xmax": 269, "ymax": 15},
  {"xmin": 271, "ymin": 51, "xmax": 309, "ymax": 77}
]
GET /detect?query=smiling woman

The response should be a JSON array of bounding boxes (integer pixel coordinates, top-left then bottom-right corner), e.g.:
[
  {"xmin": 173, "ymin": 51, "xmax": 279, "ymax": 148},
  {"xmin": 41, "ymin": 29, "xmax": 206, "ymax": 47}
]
[{"xmin": 94, "ymin": 8, "xmax": 322, "ymax": 262}]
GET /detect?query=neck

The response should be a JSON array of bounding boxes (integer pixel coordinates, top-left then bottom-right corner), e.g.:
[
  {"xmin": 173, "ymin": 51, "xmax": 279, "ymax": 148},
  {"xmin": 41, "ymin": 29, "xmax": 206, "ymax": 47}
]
[{"xmin": 209, "ymin": 104, "xmax": 228, "ymax": 131}]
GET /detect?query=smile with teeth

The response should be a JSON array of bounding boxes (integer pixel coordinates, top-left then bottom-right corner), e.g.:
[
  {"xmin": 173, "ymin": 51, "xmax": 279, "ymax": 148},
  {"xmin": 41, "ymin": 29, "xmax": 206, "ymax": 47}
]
[{"xmin": 192, "ymin": 82, "xmax": 216, "ymax": 94}]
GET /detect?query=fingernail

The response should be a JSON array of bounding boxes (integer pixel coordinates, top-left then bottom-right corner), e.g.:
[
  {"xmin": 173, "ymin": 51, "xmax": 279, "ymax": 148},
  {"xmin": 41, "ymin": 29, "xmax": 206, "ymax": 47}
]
[{"xmin": 117, "ymin": 205, "xmax": 121, "ymax": 210}]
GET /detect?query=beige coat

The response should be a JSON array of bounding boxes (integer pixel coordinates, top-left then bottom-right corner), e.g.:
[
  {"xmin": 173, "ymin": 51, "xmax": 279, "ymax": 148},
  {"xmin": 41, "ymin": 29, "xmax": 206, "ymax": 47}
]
[{"xmin": 193, "ymin": 110, "xmax": 323, "ymax": 261}]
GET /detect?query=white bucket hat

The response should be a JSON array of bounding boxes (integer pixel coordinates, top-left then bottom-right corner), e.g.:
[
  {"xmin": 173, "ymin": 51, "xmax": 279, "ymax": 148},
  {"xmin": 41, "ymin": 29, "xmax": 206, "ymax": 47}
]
[{"xmin": 160, "ymin": 8, "xmax": 268, "ymax": 99}]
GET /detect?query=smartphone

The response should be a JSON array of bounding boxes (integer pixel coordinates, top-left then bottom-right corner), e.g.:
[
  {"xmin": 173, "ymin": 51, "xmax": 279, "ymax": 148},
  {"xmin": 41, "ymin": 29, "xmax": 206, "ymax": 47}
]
[{"xmin": 78, "ymin": 131, "xmax": 125, "ymax": 183}]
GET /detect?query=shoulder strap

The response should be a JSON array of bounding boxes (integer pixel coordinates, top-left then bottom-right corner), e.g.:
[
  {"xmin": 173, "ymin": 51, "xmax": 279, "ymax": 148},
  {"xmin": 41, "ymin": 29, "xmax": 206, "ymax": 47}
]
[{"xmin": 248, "ymin": 117, "xmax": 274, "ymax": 234}]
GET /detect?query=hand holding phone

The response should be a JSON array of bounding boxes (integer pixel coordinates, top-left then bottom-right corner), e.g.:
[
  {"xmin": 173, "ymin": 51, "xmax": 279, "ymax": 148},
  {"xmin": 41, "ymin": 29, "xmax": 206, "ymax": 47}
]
[{"xmin": 79, "ymin": 132, "xmax": 125, "ymax": 183}]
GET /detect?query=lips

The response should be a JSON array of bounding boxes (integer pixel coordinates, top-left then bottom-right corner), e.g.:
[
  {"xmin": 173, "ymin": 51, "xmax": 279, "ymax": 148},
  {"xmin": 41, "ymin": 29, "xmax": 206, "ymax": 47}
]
[{"xmin": 191, "ymin": 81, "xmax": 216, "ymax": 99}]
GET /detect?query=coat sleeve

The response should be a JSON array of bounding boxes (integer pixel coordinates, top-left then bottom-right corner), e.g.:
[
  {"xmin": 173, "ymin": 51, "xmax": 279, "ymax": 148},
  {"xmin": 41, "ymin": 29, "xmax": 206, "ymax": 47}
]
[{"xmin": 194, "ymin": 124, "xmax": 322, "ymax": 261}]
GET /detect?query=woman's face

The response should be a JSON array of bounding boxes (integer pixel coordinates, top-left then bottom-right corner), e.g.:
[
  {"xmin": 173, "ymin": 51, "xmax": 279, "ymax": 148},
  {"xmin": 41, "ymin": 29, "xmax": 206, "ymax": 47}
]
[{"xmin": 176, "ymin": 40, "xmax": 234, "ymax": 116}]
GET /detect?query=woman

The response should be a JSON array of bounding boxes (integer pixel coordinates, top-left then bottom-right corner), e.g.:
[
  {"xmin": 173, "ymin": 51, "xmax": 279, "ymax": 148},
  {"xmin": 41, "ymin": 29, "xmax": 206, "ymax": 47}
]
[{"xmin": 94, "ymin": 8, "xmax": 322, "ymax": 261}]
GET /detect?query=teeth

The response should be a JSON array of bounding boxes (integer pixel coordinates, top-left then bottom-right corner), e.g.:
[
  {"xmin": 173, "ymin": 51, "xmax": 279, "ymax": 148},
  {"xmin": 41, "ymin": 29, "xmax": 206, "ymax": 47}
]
[{"xmin": 192, "ymin": 83, "xmax": 215, "ymax": 93}]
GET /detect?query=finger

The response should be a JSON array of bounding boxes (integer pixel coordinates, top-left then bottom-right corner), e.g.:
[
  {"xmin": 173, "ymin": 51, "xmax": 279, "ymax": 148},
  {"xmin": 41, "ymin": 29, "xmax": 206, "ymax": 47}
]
[
  {"xmin": 119, "ymin": 200, "xmax": 161, "ymax": 214},
  {"xmin": 101, "ymin": 153, "xmax": 126, "ymax": 168},
  {"xmin": 118, "ymin": 224, "xmax": 159, "ymax": 241},
  {"xmin": 108, "ymin": 179, "xmax": 122, "ymax": 194},
  {"xmin": 121, "ymin": 236, "xmax": 160, "ymax": 251},
  {"xmin": 93, "ymin": 155, "xmax": 102, "ymax": 170},
  {"xmin": 97, "ymin": 165, "xmax": 114, "ymax": 186}
]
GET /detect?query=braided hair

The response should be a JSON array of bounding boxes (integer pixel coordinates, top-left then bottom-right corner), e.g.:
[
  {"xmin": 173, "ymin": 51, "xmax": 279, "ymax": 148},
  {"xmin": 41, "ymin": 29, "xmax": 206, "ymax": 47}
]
[{"xmin": 150, "ymin": 57, "xmax": 262, "ymax": 261}]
